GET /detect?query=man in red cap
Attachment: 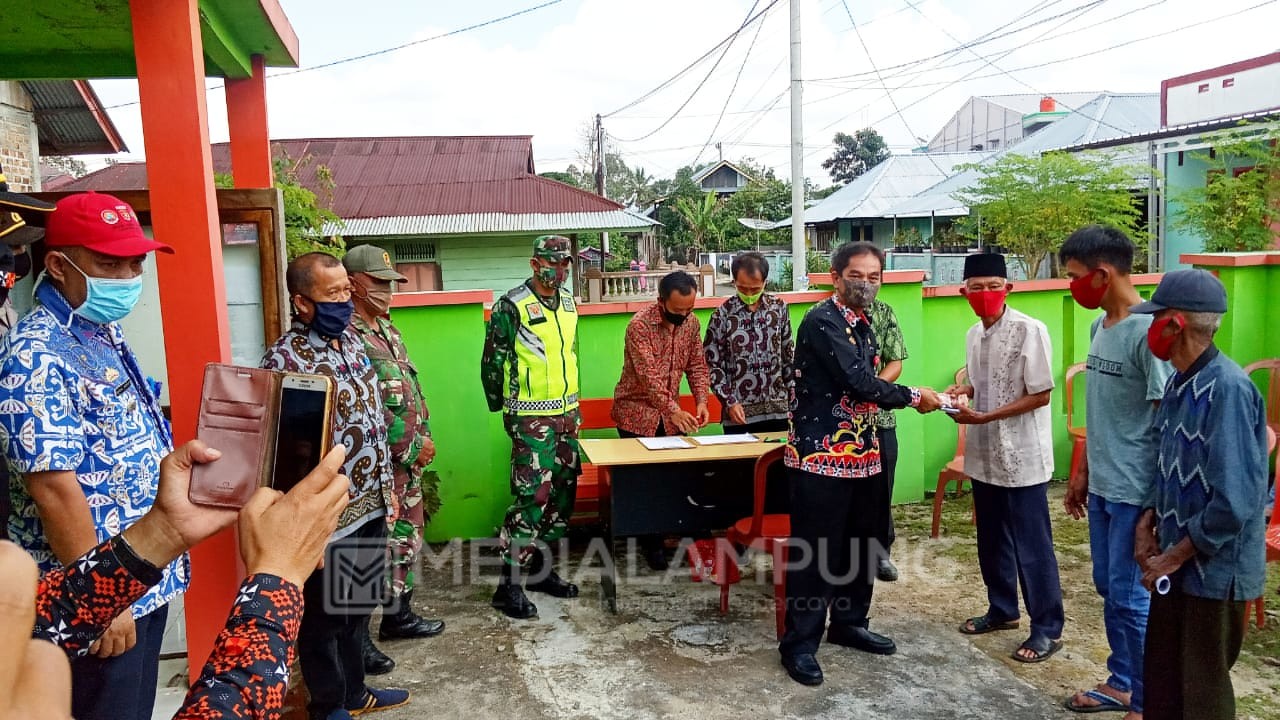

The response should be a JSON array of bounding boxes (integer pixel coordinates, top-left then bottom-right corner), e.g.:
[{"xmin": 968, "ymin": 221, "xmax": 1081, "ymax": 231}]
[{"xmin": 0, "ymin": 192, "xmax": 178, "ymax": 720}]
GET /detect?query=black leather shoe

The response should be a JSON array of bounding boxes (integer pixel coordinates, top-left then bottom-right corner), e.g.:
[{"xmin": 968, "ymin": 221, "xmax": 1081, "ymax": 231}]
[
  {"xmin": 527, "ymin": 553, "xmax": 580, "ymax": 598},
  {"xmin": 379, "ymin": 591, "xmax": 445, "ymax": 639},
  {"xmin": 876, "ymin": 558, "xmax": 899, "ymax": 582},
  {"xmin": 781, "ymin": 653, "xmax": 824, "ymax": 686},
  {"xmin": 827, "ymin": 625, "xmax": 897, "ymax": 655},
  {"xmin": 361, "ymin": 631, "xmax": 395, "ymax": 675},
  {"xmin": 491, "ymin": 583, "xmax": 538, "ymax": 619},
  {"xmin": 527, "ymin": 569, "xmax": 579, "ymax": 598}
]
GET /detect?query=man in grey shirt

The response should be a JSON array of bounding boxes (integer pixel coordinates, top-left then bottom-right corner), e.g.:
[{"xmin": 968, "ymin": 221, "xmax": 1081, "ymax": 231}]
[{"xmin": 1059, "ymin": 226, "xmax": 1172, "ymax": 718}]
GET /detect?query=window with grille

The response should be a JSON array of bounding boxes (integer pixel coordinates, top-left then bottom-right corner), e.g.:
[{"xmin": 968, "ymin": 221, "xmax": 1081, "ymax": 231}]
[{"xmin": 395, "ymin": 242, "xmax": 437, "ymax": 262}]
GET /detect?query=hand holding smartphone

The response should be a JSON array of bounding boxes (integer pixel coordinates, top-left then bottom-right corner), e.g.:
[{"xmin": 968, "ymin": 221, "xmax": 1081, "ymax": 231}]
[{"xmin": 188, "ymin": 364, "xmax": 335, "ymax": 508}]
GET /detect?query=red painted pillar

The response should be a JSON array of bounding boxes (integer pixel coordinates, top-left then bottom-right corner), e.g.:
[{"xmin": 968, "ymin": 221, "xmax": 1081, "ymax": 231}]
[
  {"xmin": 225, "ymin": 54, "xmax": 274, "ymax": 188},
  {"xmin": 129, "ymin": 0, "xmax": 236, "ymax": 680}
]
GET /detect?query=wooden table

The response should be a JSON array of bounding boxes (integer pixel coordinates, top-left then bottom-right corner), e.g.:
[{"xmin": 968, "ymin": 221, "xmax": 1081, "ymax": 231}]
[{"xmin": 579, "ymin": 432, "xmax": 787, "ymax": 612}]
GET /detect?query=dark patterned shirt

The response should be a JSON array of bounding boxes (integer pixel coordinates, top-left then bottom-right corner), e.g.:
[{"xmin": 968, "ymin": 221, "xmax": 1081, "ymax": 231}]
[
  {"xmin": 611, "ymin": 302, "xmax": 711, "ymax": 436},
  {"xmin": 34, "ymin": 537, "xmax": 302, "ymax": 719},
  {"xmin": 786, "ymin": 297, "xmax": 918, "ymax": 478},
  {"xmin": 703, "ymin": 294, "xmax": 794, "ymax": 426},
  {"xmin": 867, "ymin": 298, "xmax": 908, "ymax": 430},
  {"xmin": 262, "ymin": 322, "xmax": 392, "ymax": 539}
]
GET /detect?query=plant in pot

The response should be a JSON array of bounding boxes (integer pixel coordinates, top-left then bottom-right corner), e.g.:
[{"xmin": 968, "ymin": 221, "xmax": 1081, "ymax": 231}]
[{"xmin": 893, "ymin": 226, "xmax": 924, "ymax": 253}]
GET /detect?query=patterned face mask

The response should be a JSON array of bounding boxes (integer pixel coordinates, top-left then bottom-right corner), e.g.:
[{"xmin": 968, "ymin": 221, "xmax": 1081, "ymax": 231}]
[{"xmin": 839, "ymin": 278, "xmax": 878, "ymax": 308}]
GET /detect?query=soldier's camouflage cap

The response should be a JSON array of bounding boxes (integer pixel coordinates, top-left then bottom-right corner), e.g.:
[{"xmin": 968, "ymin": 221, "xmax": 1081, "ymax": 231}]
[{"xmin": 533, "ymin": 235, "xmax": 571, "ymax": 262}]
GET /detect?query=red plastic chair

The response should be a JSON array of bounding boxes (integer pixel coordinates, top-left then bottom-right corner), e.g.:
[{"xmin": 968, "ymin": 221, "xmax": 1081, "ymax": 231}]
[
  {"xmin": 932, "ymin": 368, "xmax": 975, "ymax": 538},
  {"xmin": 1244, "ymin": 425, "xmax": 1278, "ymax": 630},
  {"xmin": 722, "ymin": 445, "xmax": 789, "ymax": 639},
  {"xmin": 1244, "ymin": 359, "xmax": 1280, "ymax": 453},
  {"xmin": 1065, "ymin": 362, "xmax": 1088, "ymax": 483}
]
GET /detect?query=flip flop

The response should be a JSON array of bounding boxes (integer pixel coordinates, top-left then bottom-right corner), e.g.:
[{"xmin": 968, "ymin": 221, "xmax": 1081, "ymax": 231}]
[
  {"xmin": 959, "ymin": 614, "xmax": 1020, "ymax": 635},
  {"xmin": 1062, "ymin": 688, "xmax": 1130, "ymax": 713},
  {"xmin": 1011, "ymin": 635, "xmax": 1063, "ymax": 663}
]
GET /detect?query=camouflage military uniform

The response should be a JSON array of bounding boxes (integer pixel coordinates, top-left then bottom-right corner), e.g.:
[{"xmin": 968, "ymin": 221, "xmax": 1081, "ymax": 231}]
[
  {"xmin": 352, "ymin": 313, "xmax": 438, "ymax": 595},
  {"xmin": 481, "ymin": 236, "xmax": 582, "ymax": 568}
]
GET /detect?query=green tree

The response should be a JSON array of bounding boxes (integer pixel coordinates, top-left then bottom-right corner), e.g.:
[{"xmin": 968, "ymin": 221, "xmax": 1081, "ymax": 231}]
[
  {"xmin": 952, "ymin": 152, "xmax": 1148, "ymax": 280},
  {"xmin": 539, "ymin": 171, "xmax": 582, "ymax": 187},
  {"xmin": 43, "ymin": 155, "xmax": 88, "ymax": 178},
  {"xmin": 218, "ymin": 151, "xmax": 346, "ymax": 260},
  {"xmin": 821, "ymin": 129, "xmax": 890, "ymax": 185},
  {"xmin": 1173, "ymin": 125, "xmax": 1280, "ymax": 252},
  {"xmin": 721, "ymin": 159, "xmax": 792, "ymax": 250},
  {"xmin": 674, "ymin": 192, "xmax": 725, "ymax": 254}
]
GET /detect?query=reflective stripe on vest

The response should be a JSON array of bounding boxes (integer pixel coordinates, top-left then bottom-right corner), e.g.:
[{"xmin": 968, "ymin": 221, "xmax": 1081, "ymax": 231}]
[{"xmin": 508, "ymin": 286, "xmax": 579, "ymax": 416}]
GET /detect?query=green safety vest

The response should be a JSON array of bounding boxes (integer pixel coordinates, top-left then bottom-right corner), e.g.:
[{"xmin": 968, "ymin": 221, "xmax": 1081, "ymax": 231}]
[{"xmin": 505, "ymin": 285, "xmax": 579, "ymax": 415}]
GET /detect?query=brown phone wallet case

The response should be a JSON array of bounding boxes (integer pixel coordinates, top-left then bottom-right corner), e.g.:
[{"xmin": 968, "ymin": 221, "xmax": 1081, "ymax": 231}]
[{"xmin": 189, "ymin": 364, "xmax": 281, "ymax": 508}]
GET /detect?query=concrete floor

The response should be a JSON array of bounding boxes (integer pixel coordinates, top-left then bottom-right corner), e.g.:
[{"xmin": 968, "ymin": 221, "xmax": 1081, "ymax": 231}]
[{"xmin": 354, "ymin": 545, "xmax": 1073, "ymax": 720}]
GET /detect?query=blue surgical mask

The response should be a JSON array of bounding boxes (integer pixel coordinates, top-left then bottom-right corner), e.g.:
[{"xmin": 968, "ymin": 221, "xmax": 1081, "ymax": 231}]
[
  {"xmin": 309, "ymin": 299, "xmax": 354, "ymax": 339},
  {"xmin": 59, "ymin": 253, "xmax": 143, "ymax": 324}
]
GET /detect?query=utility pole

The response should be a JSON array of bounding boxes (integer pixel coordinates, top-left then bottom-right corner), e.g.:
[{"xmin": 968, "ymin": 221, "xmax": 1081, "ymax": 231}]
[
  {"xmin": 595, "ymin": 113, "xmax": 609, "ymax": 269},
  {"xmin": 789, "ymin": 0, "xmax": 806, "ymax": 290}
]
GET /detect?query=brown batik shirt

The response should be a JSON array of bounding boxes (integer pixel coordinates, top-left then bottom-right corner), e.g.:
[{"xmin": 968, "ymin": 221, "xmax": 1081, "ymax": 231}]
[{"xmin": 262, "ymin": 321, "xmax": 393, "ymax": 539}]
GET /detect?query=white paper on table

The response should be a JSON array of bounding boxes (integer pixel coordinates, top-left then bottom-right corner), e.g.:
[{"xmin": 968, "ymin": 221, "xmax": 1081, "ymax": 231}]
[
  {"xmin": 637, "ymin": 436, "xmax": 693, "ymax": 450},
  {"xmin": 691, "ymin": 433, "xmax": 759, "ymax": 446}
]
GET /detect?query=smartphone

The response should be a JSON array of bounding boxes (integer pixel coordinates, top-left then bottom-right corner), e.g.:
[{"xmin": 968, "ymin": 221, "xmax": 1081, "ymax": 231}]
[{"xmin": 270, "ymin": 373, "xmax": 334, "ymax": 494}]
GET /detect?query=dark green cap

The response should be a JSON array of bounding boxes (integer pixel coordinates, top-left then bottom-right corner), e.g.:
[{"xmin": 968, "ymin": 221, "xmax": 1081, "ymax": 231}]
[
  {"xmin": 533, "ymin": 235, "xmax": 571, "ymax": 262},
  {"xmin": 343, "ymin": 244, "xmax": 407, "ymax": 281}
]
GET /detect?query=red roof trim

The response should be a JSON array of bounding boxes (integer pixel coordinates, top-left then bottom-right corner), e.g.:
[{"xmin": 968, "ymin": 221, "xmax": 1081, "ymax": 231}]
[{"xmin": 71, "ymin": 81, "xmax": 127, "ymax": 154}]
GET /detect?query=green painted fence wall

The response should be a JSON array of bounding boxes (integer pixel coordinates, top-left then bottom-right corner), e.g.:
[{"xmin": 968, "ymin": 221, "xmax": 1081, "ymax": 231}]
[{"xmin": 394, "ymin": 257, "xmax": 1276, "ymax": 541}]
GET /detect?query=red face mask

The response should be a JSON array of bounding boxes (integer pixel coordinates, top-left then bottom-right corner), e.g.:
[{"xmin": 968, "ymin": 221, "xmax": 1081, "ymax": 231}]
[
  {"xmin": 1146, "ymin": 314, "xmax": 1184, "ymax": 360},
  {"xmin": 1069, "ymin": 269, "xmax": 1108, "ymax": 310},
  {"xmin": 965, "ymin": 288, "xmax": 1008, "ymax": 318}
]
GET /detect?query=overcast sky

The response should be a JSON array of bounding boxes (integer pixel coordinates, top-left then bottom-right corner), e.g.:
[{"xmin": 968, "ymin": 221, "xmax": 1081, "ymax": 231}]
[{"xmin": 87, "ymin": 0, "xmax": 1280, "ymax": 186}]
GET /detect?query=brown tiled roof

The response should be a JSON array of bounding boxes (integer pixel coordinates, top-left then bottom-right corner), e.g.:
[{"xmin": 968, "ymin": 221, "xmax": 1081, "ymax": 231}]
[{"xmin": 57, "ymin": 136, "xmax": 623, "ymax": 218}]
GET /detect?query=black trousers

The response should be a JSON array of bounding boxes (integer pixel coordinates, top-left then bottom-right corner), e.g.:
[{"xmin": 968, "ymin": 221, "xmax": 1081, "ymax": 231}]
[
  {"xmin": 299, "ymin": 517, "xmax": 387, "ymax": 719},
  {"xmin": 878, "ymin": 426, "xmax": 898, "ymax": 548},
  {"xmin": 70, "ymin": 605, "xmax": 168, "ymax": 720},
  {"xmin": 1144, "ymin": 586, "xmax": 1245, "ymax": 720},
  {"xmin": 971, "ymin": 480, "xmax": 1065, "ymax": 639},
  {"xmin": 779, "ymin": 468, "xmax": 890, "ymax": 658}
]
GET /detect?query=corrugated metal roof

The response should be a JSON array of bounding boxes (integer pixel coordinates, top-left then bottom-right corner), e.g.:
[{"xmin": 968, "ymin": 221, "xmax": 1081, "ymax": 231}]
[
  {"xmin": 884, "ymin": 93, "xmax": 1161, "ymax": 218},
  {"xmin": 1048, "ymin": 109, "xmax": 1280, "ymax": 153},
  {"xmin": 779, "ymin": 152, "xmax": 988, "ymax": 226},
  {"xmin": 329, "ymin": 210, "xmax": 657, "ymax": 237},
  {"xmin": 978, "ymin": 92, "xmax": 1108, "ymax": 116},
  {"xmin": 21, "ymin": 80, "xmax": 126, "ymax": 155},
  {"xmin": 56, "ymin": 135, "xmax": 629, "ymax": 217}
]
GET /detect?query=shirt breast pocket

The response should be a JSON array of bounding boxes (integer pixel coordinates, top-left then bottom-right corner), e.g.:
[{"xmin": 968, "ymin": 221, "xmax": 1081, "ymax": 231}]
[{"xmin": 380, "ymin": 378, "xmax": 406, "ymax": 409}]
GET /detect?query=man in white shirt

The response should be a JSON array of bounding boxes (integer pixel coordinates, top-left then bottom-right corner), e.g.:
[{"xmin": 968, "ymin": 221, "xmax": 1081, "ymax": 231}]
[{"xmin": 946, "ymin": 252, "xmax": 1065, "ymax": 664}]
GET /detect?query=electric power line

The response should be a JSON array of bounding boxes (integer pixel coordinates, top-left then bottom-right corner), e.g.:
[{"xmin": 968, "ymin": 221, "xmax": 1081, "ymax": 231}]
[
  {"xmin": 896, "ymin": 0, "xmax": 1139, "ymax": 137},
  {"xmin": 104, "ymin": 0, "xmax": 564, "ymax": 110},
  {"xmin": 845, "ymin": 0, "xmax": 1276, "ymax": 155},
  {"xmin": 841, "ymin": 0, "xmax": 947, "ymax": 174},
  {"xmin": 692, "ymin": 5, "xmax": 771, "ymax": 166},
  {"xmin": 603, "ymin": 0, "xmax": 780, "ymax": 120}
]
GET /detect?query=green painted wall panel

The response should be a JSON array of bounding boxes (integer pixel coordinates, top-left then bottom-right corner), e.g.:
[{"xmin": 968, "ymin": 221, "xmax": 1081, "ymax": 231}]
[
  {"xmin": 1164, "ymin": 154, "xmax": 1211, "ymax": 270},
  {"xmin": 438, "ymin": 235, "xmax": 535, "ymax": 300},
  {"xmin": 389, "ymin": 302, "xmax": 511, "ymax": 542}
]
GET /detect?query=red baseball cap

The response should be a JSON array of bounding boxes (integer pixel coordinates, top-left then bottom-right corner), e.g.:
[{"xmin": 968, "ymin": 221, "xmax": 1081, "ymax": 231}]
[{"xmin": 45, "ymin": 192, "xmax": 174, "ymax": 257}]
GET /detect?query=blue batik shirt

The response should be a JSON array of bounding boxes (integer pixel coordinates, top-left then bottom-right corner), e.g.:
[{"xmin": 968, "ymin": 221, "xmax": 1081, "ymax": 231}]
[
  {"xmin": 1151, "ymin": 347, "xmax": 1268, "ymax": 601},
  {"xmin": 0, "ymin": 279, "xmax": 184, "ymax": 619}
]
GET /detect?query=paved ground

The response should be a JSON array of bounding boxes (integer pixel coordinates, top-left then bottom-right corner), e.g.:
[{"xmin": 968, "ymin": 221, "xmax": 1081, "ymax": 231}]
[{"xmin": 344, "ymin": 544, "xmax": 1074, "ymax": 720}]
